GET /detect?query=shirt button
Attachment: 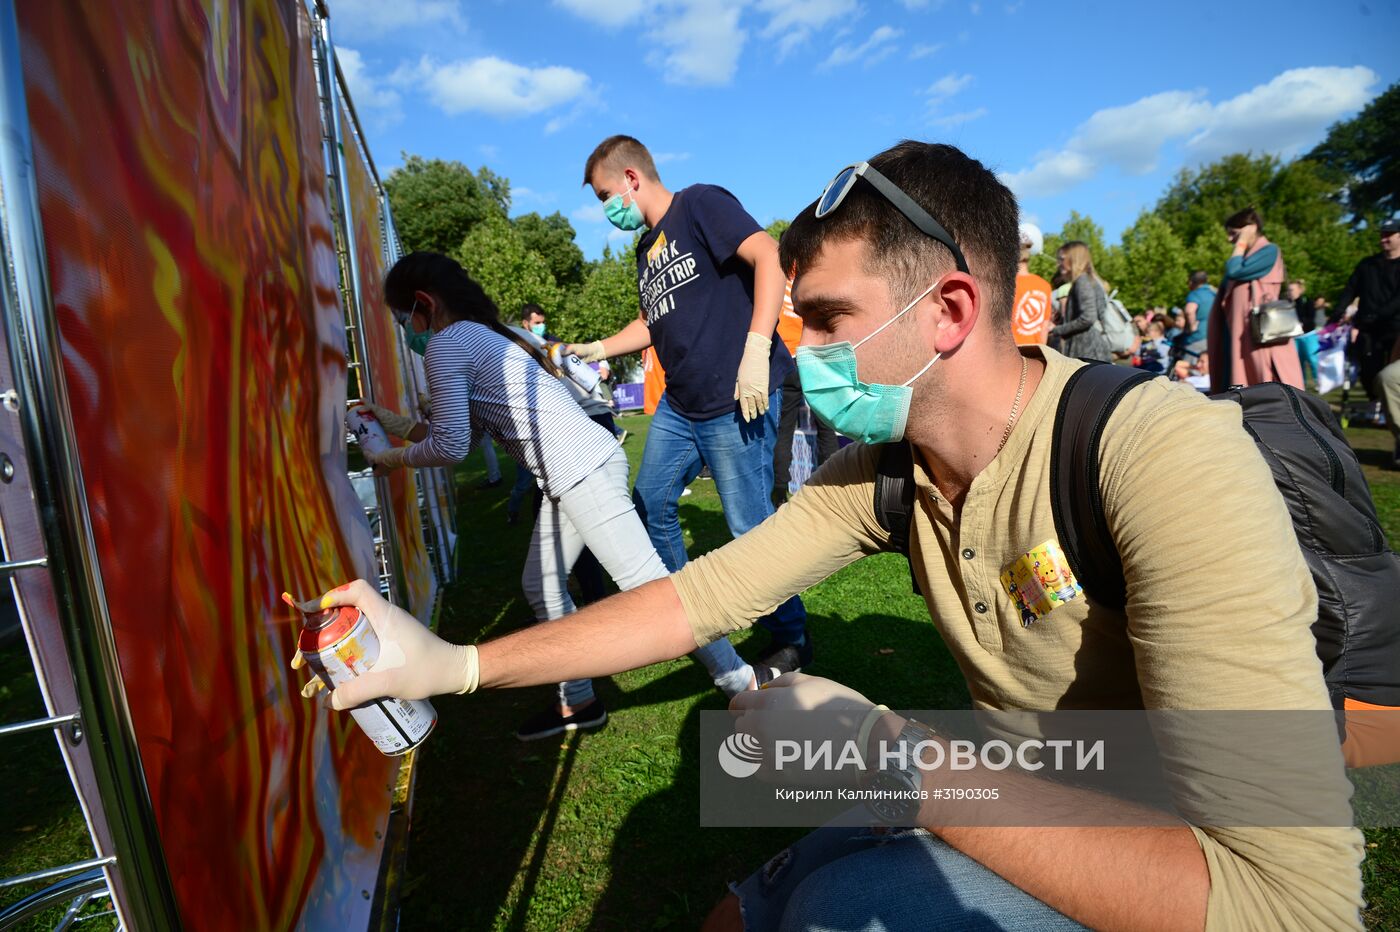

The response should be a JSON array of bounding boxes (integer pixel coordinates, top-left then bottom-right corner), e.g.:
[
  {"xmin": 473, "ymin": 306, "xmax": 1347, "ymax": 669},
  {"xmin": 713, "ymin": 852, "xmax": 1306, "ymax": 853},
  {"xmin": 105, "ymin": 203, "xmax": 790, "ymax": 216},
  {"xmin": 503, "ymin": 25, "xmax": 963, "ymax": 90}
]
[
  {"xmin": 961, "ymin": 548, "xmax": 975, "ymax": 560},
  {"xmin": 974, "ymin": 601, "xmax": 989, "ymax": 614}
]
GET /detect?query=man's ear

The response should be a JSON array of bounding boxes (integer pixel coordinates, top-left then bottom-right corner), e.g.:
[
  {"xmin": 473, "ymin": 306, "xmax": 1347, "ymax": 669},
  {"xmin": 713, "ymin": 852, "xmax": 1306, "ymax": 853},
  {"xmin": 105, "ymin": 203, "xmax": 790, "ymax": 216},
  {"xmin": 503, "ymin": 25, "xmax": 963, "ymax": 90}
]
[
  {"xmin": 624, "ymin": 166, "xmax": 641, "ymax": 191},
  {"xmin": 930, "ymin": 273, "xmax": 980, "ymax": 355}
]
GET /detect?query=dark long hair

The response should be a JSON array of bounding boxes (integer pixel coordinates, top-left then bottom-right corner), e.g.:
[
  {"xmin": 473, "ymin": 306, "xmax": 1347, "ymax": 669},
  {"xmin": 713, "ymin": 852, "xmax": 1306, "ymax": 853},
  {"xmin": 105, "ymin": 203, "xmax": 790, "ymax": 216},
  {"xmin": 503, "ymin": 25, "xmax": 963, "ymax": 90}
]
[{"xmin": 384, "ymin": 251, "xmax": 557, "ymax": 375}]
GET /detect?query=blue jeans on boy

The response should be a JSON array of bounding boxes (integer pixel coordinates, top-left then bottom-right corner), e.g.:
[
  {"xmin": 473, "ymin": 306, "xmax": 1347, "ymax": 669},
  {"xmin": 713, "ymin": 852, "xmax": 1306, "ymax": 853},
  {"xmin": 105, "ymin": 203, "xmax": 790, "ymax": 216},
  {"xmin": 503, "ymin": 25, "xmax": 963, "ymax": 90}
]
[
  {"xmin": 732, "ymin": 823, "xmax": 1086, "ymax": 930},
  {"xmin": 632, "ymin": 388, "xmax": 807, "ymax": 646}
]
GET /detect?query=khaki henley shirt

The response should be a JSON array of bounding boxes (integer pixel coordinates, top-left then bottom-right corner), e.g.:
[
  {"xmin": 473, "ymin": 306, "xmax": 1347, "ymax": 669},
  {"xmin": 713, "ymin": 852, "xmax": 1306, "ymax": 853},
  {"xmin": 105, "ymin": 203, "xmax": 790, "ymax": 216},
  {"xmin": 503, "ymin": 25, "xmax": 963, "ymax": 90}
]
[{"xmin": 672, "ymin": 345, "xmax": 1364, "ymax": 930}]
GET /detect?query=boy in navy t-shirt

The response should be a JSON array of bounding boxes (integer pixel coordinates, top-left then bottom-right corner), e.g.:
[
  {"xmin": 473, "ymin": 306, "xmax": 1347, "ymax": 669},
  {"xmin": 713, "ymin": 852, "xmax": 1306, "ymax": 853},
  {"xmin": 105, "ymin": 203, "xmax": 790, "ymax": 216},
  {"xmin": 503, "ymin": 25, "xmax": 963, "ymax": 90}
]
[{"xmin": 569, "ymin": 136, "xmax": 810, "ymax": 673}]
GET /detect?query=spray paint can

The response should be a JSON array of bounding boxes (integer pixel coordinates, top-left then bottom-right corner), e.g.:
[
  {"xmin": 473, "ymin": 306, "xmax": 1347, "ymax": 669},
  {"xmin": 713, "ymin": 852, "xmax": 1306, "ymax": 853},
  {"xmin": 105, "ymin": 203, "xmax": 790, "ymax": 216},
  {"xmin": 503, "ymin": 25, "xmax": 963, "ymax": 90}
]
[
  {"xmin": 346, "ymin": 405, "xmax": 391, "ymax": 456},
  {"xmin": 297, "ymin": 603, "xmax": 437, "ymax": 756}
]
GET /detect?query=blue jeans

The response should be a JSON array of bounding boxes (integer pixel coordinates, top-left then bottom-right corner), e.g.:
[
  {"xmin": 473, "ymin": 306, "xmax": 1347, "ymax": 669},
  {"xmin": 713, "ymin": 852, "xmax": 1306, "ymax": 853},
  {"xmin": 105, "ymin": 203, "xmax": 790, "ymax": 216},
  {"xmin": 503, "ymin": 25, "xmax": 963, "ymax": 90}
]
[
  {"xmin": 508, "ymin": 460, "xmax": 537, "ymax": 516},
  {"xmin": 632, "ymin": 389, "xmax": 807, "ymax": 645},
  {"xmin": 734, "ymin": 824, "xmax": 1087, "ymax": 931}
]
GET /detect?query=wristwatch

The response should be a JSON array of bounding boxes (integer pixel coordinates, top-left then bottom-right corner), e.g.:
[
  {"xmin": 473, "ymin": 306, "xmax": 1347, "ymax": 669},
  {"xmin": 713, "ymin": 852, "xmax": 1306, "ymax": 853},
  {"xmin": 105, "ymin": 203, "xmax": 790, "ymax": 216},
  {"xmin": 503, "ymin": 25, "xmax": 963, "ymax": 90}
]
[{"xmin": 864, "ymin": 717, "xmax": 938, "ymax": 824}]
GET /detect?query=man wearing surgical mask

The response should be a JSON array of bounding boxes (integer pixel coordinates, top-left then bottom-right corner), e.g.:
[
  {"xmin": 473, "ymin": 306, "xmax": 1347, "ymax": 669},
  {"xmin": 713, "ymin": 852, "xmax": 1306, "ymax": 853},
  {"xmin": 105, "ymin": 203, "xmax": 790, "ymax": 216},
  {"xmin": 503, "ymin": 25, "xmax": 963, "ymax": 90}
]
[
  {"xmin": 566, "ymin": 134, "xmax": 811, "ymax": 675},
  {"xmin": 316, "ymin": 141, "xmax": 1361, "ymax": 931}
]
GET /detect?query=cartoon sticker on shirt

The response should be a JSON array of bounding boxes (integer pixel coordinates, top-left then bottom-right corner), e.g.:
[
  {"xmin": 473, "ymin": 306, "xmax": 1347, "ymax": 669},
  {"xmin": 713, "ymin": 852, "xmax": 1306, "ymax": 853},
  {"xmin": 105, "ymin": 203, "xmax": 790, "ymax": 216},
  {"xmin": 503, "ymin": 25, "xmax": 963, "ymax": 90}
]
[{"xmin": 999, "ymin": 540, "xmax": 1083, "ymax": 627}]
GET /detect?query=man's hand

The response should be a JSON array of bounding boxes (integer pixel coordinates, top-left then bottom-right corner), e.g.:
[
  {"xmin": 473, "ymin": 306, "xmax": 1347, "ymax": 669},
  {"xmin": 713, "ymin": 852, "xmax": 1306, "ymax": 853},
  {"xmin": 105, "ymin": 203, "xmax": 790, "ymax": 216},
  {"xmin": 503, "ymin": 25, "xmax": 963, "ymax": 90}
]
[
  {"xmin": 729, "ymin": 673, "xmax": 888, "ymax": 786},
  {"xmin": 569, "ymin": 341, "xmax": 607, "ymax": 363},
  {"xmin": 733, "ymin": 332, "xmax": 772, "ymax": 421},
  {"xmin": 286, "ymin": 580, "xmax": 478, "ymax": 709},
  {"xmin": 355, "ymin": 402, "xmax": 417, "ymax": 440}
]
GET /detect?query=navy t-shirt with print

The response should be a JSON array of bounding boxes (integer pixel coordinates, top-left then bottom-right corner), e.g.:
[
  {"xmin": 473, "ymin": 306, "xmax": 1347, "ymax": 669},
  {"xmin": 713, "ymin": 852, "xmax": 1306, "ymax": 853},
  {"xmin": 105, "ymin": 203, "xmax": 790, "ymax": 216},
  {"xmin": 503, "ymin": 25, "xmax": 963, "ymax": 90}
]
[{"xmin": 634, "ymin": 184, "xmax": 793, "ymax": 420}]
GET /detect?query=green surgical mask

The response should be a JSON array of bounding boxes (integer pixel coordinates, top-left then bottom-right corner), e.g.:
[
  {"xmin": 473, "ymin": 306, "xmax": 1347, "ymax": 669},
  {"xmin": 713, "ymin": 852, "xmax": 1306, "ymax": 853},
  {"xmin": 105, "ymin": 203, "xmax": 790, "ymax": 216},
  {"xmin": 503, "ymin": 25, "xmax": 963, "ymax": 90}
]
[
  {"xmin": 531, "ymin": 322, "xmax": 547, "ymax": 337},
  {"xmin": 795, "ymin": 281, "xmax": 941, "ymax": 445},
  {"xmin": 407, "ymin": 329, "xmax": 431, "ymax": 356},
  {"xmin": 603, "ymin": 186, "xmax": 644, "ymax": 231}
]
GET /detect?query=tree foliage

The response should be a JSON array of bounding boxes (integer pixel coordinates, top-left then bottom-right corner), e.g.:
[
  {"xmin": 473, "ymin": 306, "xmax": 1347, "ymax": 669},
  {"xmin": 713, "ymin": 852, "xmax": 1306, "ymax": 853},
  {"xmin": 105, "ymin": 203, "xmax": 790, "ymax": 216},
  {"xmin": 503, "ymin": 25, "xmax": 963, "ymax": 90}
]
[
  {"xmin": 1305, "ymin": 80, "xmax": 1400, "ymax": 227},
  {"xmin": 1116, "ymin": 212, "xmax": 1188, "ymax": 309},
  {"xmin": 513, "ymin": 212, "xmax": 586, "ymax": 289},
  {"xmin": 383, "ymin": 155, "xmax": 510, "ymax": 255},
  {"xmin": 454, "ymin": 212, "xmax": 561, "ymax": 321}
]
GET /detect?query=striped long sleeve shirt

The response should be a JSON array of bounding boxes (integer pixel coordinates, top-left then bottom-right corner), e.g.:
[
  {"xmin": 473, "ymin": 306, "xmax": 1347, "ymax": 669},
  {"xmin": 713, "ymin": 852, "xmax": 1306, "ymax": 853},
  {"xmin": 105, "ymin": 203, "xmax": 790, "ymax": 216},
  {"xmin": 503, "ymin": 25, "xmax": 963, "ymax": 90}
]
[{"xmin": 400, "ymin": 321, "xmax": 616, "ymax": 497}]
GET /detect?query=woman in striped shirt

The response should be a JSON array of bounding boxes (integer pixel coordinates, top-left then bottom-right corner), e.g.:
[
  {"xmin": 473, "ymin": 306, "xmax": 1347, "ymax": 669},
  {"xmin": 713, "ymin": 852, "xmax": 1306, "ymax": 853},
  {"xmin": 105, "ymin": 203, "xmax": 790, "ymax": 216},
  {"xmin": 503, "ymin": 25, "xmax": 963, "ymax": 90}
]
[{"xmin": 365, "ymin": 252, "xmax": 758, "ymax": 740}]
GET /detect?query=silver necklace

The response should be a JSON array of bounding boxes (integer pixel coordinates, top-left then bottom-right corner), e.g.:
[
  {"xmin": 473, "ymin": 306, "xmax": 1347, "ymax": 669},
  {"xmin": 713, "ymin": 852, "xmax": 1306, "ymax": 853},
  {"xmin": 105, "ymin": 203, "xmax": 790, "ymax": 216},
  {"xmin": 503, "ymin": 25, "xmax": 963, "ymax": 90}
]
[{"xmin": 996, "ymin": 355, "xmax": 1029, "ymax": 455}]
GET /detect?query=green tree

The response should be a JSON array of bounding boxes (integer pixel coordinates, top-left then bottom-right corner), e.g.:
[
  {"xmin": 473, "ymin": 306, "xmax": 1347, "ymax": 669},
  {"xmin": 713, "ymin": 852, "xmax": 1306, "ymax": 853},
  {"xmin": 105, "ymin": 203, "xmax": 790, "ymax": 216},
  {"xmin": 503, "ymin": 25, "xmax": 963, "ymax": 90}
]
[
  {"xmin": 1184, "ymin": 230, "xmax": 1231, "ymax": 287},
  {"xmin": 1305, "ymin": 80, "xmax": 1400, "ymax": 226},
  {"xmin": 1116, "ymin": 212, "xmax": 1188, "ymax": 310},
  {"xmin": 454, "ymin": 212, "xmax": 561, "ymax": 320},
  {"xmin": 383, "ymin": 155, "xmax": 508, "ymax": 255},
  {"xmin": 766, "ymin": 218, "xmax": 791, "ymax": 241},
  {"xmin": 513, "ymin": 212, "xmax": 586, "ymax": 289}
]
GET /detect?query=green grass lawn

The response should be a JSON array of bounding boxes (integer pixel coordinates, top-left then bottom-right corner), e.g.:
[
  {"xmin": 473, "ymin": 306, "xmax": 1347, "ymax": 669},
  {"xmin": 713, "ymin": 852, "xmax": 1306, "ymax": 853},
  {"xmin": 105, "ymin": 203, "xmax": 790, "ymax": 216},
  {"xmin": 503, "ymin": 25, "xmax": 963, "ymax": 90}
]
[{"xmin": 3, "ymin": 410, "xmax": 1397, "ymax": 929}]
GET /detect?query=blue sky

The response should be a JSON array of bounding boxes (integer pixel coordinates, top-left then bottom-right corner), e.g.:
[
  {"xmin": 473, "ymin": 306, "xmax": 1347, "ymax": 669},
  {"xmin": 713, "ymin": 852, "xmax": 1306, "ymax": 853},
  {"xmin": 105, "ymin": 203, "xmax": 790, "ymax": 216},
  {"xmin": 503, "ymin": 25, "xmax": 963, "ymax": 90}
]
[{"xmin": 334, "ymin": 0, "xmax": 1399, "ymax": 261}]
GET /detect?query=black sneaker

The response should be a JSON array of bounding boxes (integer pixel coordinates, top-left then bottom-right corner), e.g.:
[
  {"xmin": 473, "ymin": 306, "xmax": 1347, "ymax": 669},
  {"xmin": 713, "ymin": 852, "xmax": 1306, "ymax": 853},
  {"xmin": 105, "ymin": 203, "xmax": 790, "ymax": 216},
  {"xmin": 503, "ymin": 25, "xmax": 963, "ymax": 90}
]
[
  {"xmin": 515, "ymin": 699, "xmax": 607, "ymax": 741},
  {"xmin": 752, "ymin": 663, "xmax": 784, "ymax": 689},
  {"xmin": 697, "ymin": 465, "xmax": 713, "ymax": 480},
  {"xmin": 752, "ymin": 638, "xmax": 813, "ymax": 676}
]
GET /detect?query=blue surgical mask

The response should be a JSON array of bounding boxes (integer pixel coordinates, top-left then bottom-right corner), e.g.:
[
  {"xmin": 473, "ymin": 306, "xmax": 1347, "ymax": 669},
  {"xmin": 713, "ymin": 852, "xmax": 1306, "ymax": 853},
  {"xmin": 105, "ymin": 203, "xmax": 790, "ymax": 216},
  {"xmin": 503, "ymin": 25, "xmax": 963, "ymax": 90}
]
[
  {"xmin": 531, "ymin": 322, "xmax": 547, "ymax": 337},
  {"xmin": 795, "ymin": 281, "xmax": 941, "ymax": 444},
  {"xmin": 603, "ymin": 185, "xmax": 644, "ymax": 231}
]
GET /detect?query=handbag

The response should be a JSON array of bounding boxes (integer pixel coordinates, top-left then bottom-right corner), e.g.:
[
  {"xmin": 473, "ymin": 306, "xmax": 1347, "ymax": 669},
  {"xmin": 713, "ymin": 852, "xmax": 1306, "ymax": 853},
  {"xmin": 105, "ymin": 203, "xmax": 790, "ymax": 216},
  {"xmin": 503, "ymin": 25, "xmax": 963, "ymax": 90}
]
[{"xmin": 1247, "ymin": 276, "xmax": 1303, "ymax": 347}]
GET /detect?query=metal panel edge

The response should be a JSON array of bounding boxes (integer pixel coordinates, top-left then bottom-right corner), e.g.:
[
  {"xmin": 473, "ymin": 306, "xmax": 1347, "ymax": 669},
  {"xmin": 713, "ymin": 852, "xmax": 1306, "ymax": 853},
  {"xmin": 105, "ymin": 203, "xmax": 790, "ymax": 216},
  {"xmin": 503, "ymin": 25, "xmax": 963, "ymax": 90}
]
[{"xmin": 0, "ymin": 2, "xmax": 181, "ymax": 928}]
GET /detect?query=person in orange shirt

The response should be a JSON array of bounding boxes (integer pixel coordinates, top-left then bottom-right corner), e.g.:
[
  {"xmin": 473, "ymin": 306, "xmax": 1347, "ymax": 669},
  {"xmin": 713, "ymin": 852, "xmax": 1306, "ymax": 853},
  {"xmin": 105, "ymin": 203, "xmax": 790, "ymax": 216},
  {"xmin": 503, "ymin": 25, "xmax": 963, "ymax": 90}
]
[
  {"xmin": 773, "ymin": 277, "xmax": 838, "ymax": 504},
  {"xmin": 641, "ymin": 346, "xmax": 666, "ymax": 415},
  {"xmin": 1013, "ymin": 222, "xmax": 1053, "ymax": 345}
]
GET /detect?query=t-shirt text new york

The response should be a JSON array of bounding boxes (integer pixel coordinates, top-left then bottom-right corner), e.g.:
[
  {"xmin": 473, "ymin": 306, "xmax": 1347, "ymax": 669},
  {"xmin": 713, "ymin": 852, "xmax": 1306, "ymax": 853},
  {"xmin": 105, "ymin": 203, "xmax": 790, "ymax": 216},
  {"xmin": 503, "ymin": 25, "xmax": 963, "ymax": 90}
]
[{"xmin": 634, "ymin": 184, "xmax": 792, "ymax": 420}]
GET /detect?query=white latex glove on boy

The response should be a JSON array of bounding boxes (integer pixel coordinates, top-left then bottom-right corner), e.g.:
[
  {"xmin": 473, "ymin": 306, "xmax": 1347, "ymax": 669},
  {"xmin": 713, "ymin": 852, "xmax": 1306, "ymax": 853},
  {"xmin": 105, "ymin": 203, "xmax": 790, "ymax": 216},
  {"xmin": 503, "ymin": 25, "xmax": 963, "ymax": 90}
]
[
  {"xmin": 286, "ymin": 580, "xmax": 478, "ymax": 709},
  {"xmin": 733, "ymin": 332, "xmax": 772, "ymax": 422},
  {"xmin": 568, "ymin": 341, "xmax": 608, "ymax": 363},
  {"xmin": 728, "ymin": 672, "xmax": 889, "ymax": 787}
]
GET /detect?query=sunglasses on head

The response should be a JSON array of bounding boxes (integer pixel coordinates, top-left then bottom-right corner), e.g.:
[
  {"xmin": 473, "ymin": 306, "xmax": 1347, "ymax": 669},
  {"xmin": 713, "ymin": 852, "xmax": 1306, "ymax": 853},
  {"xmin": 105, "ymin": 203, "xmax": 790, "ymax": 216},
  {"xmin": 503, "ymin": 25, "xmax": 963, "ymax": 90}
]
[{"xmin": 815, "ymin": 161, "xmax": 969, "ymax": 274}]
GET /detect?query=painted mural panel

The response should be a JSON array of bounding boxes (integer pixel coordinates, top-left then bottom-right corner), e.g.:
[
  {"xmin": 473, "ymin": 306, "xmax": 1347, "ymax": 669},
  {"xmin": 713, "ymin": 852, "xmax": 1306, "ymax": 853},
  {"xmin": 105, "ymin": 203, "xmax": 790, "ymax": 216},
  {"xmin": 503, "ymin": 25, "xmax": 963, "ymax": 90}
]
[
  {"xmin": 17, "ymin": 1, "xmax": 396, "ymax": 927},
  {"xmin": 338, "ymin": 102, "xmax": 437, "ymax": 621}
]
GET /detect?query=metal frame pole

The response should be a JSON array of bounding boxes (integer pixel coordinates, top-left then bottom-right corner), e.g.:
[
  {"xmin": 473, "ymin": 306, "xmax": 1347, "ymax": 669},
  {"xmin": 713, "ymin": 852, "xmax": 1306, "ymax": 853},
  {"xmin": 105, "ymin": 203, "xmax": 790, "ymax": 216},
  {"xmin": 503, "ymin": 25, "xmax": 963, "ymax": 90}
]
[
  {"xmin": 0, "ymin": 2, "xmax": 181, "ymax": 927},
  {"xmin": 310, "ymin": 8, "xmax": 408, "ymax": 607}
]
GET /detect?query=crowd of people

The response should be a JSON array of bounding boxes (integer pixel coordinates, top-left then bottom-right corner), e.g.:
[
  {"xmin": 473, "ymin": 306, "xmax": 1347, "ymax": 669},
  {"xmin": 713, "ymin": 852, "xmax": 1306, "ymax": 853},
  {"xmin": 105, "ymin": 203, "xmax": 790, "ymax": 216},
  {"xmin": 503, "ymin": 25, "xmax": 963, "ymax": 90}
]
[{"xmin": 301, "ymin": 136, "xmax": 1400, "ymax": 930}]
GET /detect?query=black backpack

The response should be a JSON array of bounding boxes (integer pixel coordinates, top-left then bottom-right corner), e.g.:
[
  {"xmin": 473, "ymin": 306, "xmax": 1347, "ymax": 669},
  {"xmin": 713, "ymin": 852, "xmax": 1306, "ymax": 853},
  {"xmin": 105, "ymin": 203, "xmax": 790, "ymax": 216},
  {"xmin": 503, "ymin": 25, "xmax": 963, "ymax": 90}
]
[{"xmin": 874, "ymin": 362, "xmax": 1400, "ymax": 712}]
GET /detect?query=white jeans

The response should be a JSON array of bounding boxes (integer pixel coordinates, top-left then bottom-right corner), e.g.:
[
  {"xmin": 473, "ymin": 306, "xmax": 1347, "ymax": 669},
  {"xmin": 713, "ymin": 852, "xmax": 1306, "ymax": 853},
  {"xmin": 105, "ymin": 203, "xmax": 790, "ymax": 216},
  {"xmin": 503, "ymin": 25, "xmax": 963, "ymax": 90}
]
[{"xmin": 521, "ymin": 448, "xmax": 752, "ymax": 707}]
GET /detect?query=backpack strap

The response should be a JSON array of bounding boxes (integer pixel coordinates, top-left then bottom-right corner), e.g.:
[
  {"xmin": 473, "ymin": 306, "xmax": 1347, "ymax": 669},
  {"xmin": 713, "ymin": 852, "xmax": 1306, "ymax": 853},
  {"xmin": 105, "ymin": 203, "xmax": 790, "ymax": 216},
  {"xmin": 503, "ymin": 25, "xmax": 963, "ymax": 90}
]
[
  {"xmin": 873, "ymin": 442, "xmax": 921, "ymax": 594},
  {"xmin": 1050, "ymin": 362, "xmax": 1156, "ymax": 610}
]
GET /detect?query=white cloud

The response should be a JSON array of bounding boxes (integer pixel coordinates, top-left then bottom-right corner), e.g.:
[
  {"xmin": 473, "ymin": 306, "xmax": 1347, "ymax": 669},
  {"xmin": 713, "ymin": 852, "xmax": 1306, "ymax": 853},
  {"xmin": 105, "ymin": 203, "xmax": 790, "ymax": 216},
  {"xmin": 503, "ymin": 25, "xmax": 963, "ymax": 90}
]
[
  {"xmin": 394, "ymin": 56, "xmax": 592, "ymax": 118},
  {"xmin": 653, "ymin": 151, "xmax": 692, "ymax": 164},
  {"xmin": 823, "ymin": 25, "xmax": 902, "ymax": 69},
  {"xmin": 337, "ymin": 48, "xmax": 400, "ymax": 115},
  {"xmin": 607, "ymin": 227, "xmax": 636, "ymax": 243},
  {"xmin": 329, "ymin": 0, "xmax": 465, "ymax": 40},
  {"xmin": 969, "ymin": 0, "xmax": 981, "ymax": 12},
  {"xmin": 931, "ymin": 107, "xmax": 987, "ymax": 128},
  {"xmin": 757, "ymin": 0, "xmax": 859, "ymax": 58},
  {"xmin": 512, "ymin": 187, "xmax": 557, "ymax": 207},
  {"xmin": 1001, "ymin": 66, "xmax": 1380, "ymax": 199},
  {"xmin": 479, "ymin": 143, "xmax": 499, "ymax": 159},
  {"xmin": 909, "ymin": 42, "xmax": 944, "ymax": 60},
  {"xmin": 646, "ymin": 0, "xmax": 748, "ymax": 86},
  {"xmin": 925, "ymin": 71, "xmax": 972, "ymax": 104},
  {"xmin": 552, "ymin": 0, "xmax": 647, "ymax": 27},
  {"xmin": 572, "ymin": 202, "xmax": 605, "ymax": 224},
  {"xmin": 1188, "ymin": 66, "xmax": 1378, "ymax": 159}
]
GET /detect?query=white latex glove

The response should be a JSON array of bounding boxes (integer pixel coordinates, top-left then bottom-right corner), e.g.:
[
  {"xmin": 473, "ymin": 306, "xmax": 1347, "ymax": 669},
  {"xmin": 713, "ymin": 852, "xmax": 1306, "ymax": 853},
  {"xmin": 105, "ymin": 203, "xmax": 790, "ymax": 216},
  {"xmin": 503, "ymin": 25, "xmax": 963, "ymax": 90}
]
[
  {"xmin": 417, "ymin": 391, "xmax": 433, "ymax": 420},
  {"xmin": 365, "ymin": 445, "xmax": 408, "ymax": 471},
  {"xmin": 733, "ymin": 332, "xmax": 772, "ymax": 422},
  {"xmin": 286, "ymin": 580, "xmax": 478, "ymax": 709},
  {"xmin": 728, "ymin": 672, "xmax": 889, "ymax": 786},
  {"xmin": 568, "ymin": 341, "xmax": 607, "ymax": 363},
  {"xmin": 355, "ymin": 401, "xmax": 417, "ymax": 440}
]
